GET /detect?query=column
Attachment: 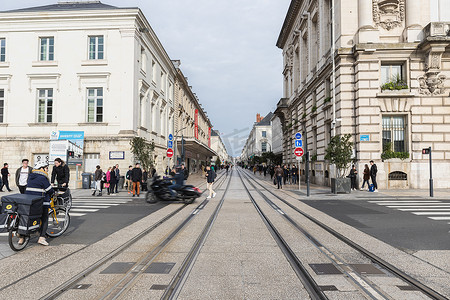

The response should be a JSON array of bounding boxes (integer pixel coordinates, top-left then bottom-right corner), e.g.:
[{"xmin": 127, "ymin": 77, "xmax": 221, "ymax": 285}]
[
  {"xmin": 357, "ymin": 0, "xmax": 379, "ymax": 43},
  {"xmin": 405, "ymin": 0, "xmax": 422, "ymax": 42}
]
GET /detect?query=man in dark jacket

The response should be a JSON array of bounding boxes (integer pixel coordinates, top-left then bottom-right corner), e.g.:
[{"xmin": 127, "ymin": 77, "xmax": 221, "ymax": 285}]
[
  {"xmin": 51, "ymin": 158, "xmax": 70, "ymax": 187},
  {"xmin": 1, "ymin": 163, "xmax": 12, "ymax": 192},
  {"xmin": 370, "ymin": 160, "xmax": 378, "ymax": 192},
  {"xmin": 274, "ymin": 165, "xmax": 283, "ymax": 189},
  {"xmin": 114, "ymin": 164, "xmax": 120, "ymax": 193},
  {"xmin": 93, "ymin": 165, "xmax": 103, "ymax": 196},
  {"xmin": 168, "ymin": 167, "xmax": 184, "ymax": 198},
  {"xmin": 15, "ymin": 159, "xmax": 34, "ymax": 194},
  {"xmin": 131, "ymin": 163, "xmax": 143, "ymax": 197},
  {"xmin": 25, "ymin": 161, "xmax": 54, "ymax": 246}
]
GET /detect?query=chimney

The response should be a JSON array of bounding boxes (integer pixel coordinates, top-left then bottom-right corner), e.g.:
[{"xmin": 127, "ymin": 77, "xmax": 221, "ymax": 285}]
[{"xmin": 256, "ymin": 113, "xmax": 261, "ymax": 122}]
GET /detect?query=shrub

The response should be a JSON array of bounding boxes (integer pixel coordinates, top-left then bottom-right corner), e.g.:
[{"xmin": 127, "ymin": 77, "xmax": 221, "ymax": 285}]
[{"xmin": 381, "ymin": 74, "xmax": 408, "ymax": 91}]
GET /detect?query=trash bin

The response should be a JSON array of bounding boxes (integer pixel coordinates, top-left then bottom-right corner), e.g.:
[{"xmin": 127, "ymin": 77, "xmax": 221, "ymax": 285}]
[
  {"xmin": 81, "ymin": 173, "xmax": 92, "ymax": 189},
  {"xmin": 118, "ymin": 176, "xmax": 125, "ymax": 190}
]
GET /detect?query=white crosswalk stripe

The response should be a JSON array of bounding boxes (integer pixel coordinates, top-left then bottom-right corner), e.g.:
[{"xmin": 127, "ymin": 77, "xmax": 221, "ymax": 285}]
[
  {"xmin": 67, "ymin": 195, "xmax": 135, "ymax": 218},
  {"xmin": 370, "ymin": 199, "xmax": 450, "ymax": 227}
]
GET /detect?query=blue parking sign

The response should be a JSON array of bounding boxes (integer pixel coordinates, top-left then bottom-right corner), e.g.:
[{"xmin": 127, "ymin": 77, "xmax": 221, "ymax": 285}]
[
  {"xmin": 168, "ymin": 134, "xmax": 174, "ymax": 141},
  {"xmin": 295, "ymin": 132, "xmax": 302, "ymax": 140},
  {"xmin": 168, "ymin": 141, "xmax": 173, "ymax": 148},
  {"xmin": 295, "ymin": 140, "xmax": 303, "ymax": 147}
]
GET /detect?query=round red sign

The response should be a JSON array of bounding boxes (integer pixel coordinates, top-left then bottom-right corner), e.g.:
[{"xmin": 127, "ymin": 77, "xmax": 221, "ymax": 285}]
[
  {"xmin": 166, "ymin": 148, "xmax": 174, "ymax": 158},
  {"xmin": 294, "ymin": 147, "xmax": 304, "ymax": 157}
]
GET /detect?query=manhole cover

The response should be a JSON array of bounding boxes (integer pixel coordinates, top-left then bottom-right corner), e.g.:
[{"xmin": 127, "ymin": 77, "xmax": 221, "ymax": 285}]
[
  {"xmin": 309, "ymin": 264, "xmax": 342, "ymax": 275},
  {"xmin": 100, "ymin": 262, "xmax": 135, "ymax": 274},
  {"xmin": 144, "ymin": 262, "xmax": 176, "ymax": 274},
  {"xmin": 319, "ymin": 285, "xmax": 339, "ymax": 291},
  {"xmin": 150, "ymin": 284, "xmax": 169, "ymax": 290},
  {"xmin": 349, "ymin": 264, "xmax": 385, "ymax": 275}
]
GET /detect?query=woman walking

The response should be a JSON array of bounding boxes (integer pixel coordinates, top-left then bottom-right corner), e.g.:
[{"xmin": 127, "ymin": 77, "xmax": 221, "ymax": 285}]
[
  {"xmin": 105, "ymin": 167, "xmax": 112, "ymax": 195},
  {"xmin": 361, "ymin": 164, "xmax": 370, "ymax": 191},
  {"xmin": 109, "ymin": 166, "xmax": 117, "ymax": 195},
  {"xmin": 205, "ymin": 165, "xmax": 216, "ymax": 199}
]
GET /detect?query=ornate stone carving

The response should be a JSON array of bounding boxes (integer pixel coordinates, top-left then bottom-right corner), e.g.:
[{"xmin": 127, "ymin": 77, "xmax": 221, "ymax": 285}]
[
  {"xmin": 417, "ymin": 72, "xmax": 447, "ymax": 95},
  {"xmin": 425, "ymin": 51, "xmax": 443, "ymax": 71},
  {"xmin": 372, "ymin": 0, "xmax": 405, "ymax": 30}
]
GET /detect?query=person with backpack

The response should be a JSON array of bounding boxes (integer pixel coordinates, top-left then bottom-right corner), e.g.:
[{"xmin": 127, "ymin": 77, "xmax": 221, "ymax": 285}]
[
  {"xmin": 205, "ymin": 165, "xmax": 216, "ymax": 199},
  {"xmin": 370, "ymin": 160, "xmax": 378, "ymax": 192}
]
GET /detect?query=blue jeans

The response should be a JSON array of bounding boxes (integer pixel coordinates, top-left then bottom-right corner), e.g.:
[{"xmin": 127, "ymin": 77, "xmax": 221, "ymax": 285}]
[
  {"xmin": 168, "ymin": 184, "xmax": 182, "ymax": 196},
  {"xmin": 276, "ymin": 176, "xmax": 282, "ymax": 189}
]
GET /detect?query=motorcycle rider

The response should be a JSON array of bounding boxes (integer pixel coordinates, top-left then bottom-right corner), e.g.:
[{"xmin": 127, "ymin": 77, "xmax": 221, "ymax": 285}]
[
  {"xmin": 168, "ymin": 166, "xmax": 185, "ymax": 199},
  {"xmin": 24, "ymin": 161, "xmax": 55, "ymax": 246}
]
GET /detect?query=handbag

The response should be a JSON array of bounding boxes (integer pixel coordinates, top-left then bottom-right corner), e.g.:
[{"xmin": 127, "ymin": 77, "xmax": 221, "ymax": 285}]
[{"xmin": 273, "ymin": 178, "xmax": 277, "ymax": 185}]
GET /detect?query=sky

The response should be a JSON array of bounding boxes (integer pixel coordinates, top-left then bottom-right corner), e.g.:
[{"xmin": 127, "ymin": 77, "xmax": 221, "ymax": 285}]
[{"xmin": 2, "ymin": 0, "xmax": 291, "ymax": 156}]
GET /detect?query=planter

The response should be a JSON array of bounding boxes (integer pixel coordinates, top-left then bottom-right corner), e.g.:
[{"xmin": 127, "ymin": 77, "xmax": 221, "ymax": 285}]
[{"xmin": 331, "ymin": 177, "xmax": 351, "ymax": 194}]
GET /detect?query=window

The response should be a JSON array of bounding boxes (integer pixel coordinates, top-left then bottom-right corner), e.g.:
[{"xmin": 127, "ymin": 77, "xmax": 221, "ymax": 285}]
[
  {"xmin": 381, "ymin": 63, "xmax": 404, "ymax": 85},
  {"xmin": 39, "ymin": 37, "xmax": 54, "ymax": 61},
  {"xmin": 262, "ymin": 131, "xmax": 267, "ymax": 137},
  {"xmin": 261, "ymin": 142, "xmax": 267, "ymax": 153},
  {"xmin": 140, "ymin": 47, "xmax": 147, "ymax": 73},
  {"xmin": 382, "ymin": 116, "xmax": 406, "ymax": 152},
  {"xmin": 37, "ymin": 89, "xmax": 53, "ymax": 123},
  {"xmin": 152, "ymin": 61, "xmax": 156, "ymax": 83},
  {"xmin": 88, "ymin": 36, "xmax": 104, "ymax": 60},
  {"xmin": 0, "ymin": 89, "xmax": 4, "ymax": 122},
  {"xmin": 87, "ymin": 88, "xmax": 103, "ymax": 122},
  {"xmin": 0, "ymin": 38, "xmax": 5, "ymax": 62}
]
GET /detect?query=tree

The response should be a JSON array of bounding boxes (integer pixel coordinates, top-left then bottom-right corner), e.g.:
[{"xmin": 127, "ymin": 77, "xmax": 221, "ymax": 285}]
[
  {"xmin": 130, "ymin": 137, "xmax": 155, "ymax": 171},
  {"xmin": 324, "ymin": 134, "xmax": 353, "ymax": 178}
]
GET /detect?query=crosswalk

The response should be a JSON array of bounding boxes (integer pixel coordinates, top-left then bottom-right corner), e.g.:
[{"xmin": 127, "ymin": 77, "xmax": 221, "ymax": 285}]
[
  {"xmin": 0, "ymin": 195, "xmax": 136, "ymax": 236},
  {"xmin": 369, "ymin": 199, "xmax": 450, "ymax": 225}
]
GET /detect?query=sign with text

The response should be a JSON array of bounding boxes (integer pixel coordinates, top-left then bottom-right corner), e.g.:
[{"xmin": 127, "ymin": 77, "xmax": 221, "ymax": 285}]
[
  {"xmin": 194, "ymin": 109, "xmax": 199, "ymax": 140},
  {"xmin": 109, "ymin": 151, "xmax": 125, "ymax": 160},
  {"xmin": 50, "ymin": 131, "xmax": 84, "ymax": 164}
]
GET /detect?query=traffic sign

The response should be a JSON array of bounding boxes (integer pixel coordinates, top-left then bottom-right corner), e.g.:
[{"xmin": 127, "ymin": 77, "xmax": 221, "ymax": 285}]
[
  {"xmin": 168, "ymin": 141, "xmax": 173, "ymax": 148},
  {"xmin": 168, "ymin": 134, "xmax": 174, "ymax": 141},
  {"xmin": 295, "ymin": 140, "xmax": 303, "ymax": 147},
  {"xmin": 166, "ymin": 148, "xmax": 174, "ymax": 158},
  {"xmin": 295, "ymin": 132, "xmax": 302, "ymax": 140},
  {"xmin": 294, "ymin": 147, "xmax": 304, "ymax": 157}
]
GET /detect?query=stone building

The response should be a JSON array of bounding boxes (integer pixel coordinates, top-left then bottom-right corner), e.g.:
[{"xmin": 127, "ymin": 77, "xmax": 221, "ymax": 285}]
[
  {"xmin": 210, "ymin": 130, "xmax": 231, "ymax": 165},
  {"xmin": 241, "ymin": 113, "xmax": 273, "ymax": 164},
  {"xmin": 275, "ymin": 0, "xmax": 450, "ymax": 189},
  {"xmin": 172, "ymin": 61, "xmax": 216, "ymax": 174},
  {"xmin": 0, "ymin": 1, "xmax": 177, "ymax": 187}
]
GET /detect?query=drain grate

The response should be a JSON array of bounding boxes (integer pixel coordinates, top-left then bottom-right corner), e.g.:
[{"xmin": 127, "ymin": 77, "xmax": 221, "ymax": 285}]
[
  {"xmin": 150, "ymin": 284, "xmax": 169, "ymax": 290},
  {"xmin": 309, "ymin": 264, "xmax": 342, "ymax": 275},
  {"xmin": 100, "ymin": 262, "xmax": 135, "ymax": 274},
  {"xmin": 144, "ymin": 262, "xmax": 176, "ymax": 274},
  {"xmin": 72, "ymin": 284, "xmax": 92, "ymax": 290},
  {"xmin": 319, "ymin": 285, "xmax": 339, "ymax": 291},
  {"xmin": 349, "ymin": 264, "xmax": 385, "ymax": 275}
]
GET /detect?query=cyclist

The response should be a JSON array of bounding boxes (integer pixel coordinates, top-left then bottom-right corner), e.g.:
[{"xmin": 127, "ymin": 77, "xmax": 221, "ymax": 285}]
[
  {"xmin": 51, "ymin": 158, "xmax": 70, "ymax": 187},
  {"xmin": 24, "ymin": 161, "xmax": 54, "ymax": 246}
]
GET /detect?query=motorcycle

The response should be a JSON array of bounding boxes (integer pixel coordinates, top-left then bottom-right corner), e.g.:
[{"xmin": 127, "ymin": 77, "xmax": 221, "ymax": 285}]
[{"xmin": 145, "ymin": 175, "xmax": 202, "ymax": 204}]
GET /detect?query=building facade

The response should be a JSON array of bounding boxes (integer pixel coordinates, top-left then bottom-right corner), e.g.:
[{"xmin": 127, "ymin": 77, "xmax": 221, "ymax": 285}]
[
  {"xmin": 275, "ymin": 0, "xmax": 450, "ymax": 189},
  {"xmin": 241, "ymin": 113, "xmax": 273, "ymax": 164},
  {"xmin": 210, "ymin": 130, "xmax": 231, "ymax": 165},
  {"xmin": 0, "ymin": 1, "xmax": 177, "ymax": 187},
  {"xmin": 173, "ymin": 61, "xmax": 216, "ymax": 174}
]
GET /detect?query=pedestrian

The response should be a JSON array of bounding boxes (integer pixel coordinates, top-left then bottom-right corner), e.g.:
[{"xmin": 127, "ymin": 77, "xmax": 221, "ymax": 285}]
[
  {"xmin": 263, "ymin": 166, "xmax": 267, "ymax": 177},
  {"xmin": 110, "ymin": 166, "xmax": 117, "ymax": 195},
  {"xmin": 205, "ymin": 165, "xmax": 216, "ymax": 199},
  {"xmin": 1, "ymin": 163, "xmax": 12, "ymax": 192},
  {"xmin": 142, "ymin": 169, "xmax": 148, "ymax": 191},
  {"xmin": 370, "ymin": 160, "xmax": 378, "ymax": 192},
  {"xmin": 105, "ymin": 167, "xmax": 112, "ymax": 195},
  {"xmin": 15, "ymin": 159, "xmax": 33, "ymax": 194},
  {"xmin": 125, "ymin": 165, "xmax": 132, "ymax": 194},
  {"xmin": 114, "ymin": 164, "xmax": 120, "ymax": 193},
  {"xmin": 269, "ymin": 165, "xmax": 275, "ymax": 180},
  {"xmin": 361, "ymin": 164, "xmax": 370, "ymax": 191},
  {"xmin": 349, "ymin": 165, "xmax": 358, "ymax": 191},
  {"xmin": 131, "ymin": 163, "xmax": 143, "ymax": 197},
  {"xmin": 283, "ymin": 165, "xmax": 289, "ymax": 185},
  {"xmin": 51, "ymin": 158, "xmax": 70, "ymax": 187},
  {"xmin": 275, "ymin": 165, "xmax": 283, "ymax": 189},
  {"xmin": 25, "ymin": 161, "xmax": 54, "ymax": 246},
  {"xmin": 291, "ymin": 164, "xmax": 297, "ymax": 185},
  {"xmin": 93, "ymin": 165, "xmax": 103, "ymax": 196}
]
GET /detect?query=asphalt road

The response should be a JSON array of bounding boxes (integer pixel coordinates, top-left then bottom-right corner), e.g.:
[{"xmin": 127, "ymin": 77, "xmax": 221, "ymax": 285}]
[{"xmin": 302, "ymin": 197, "xmax": 450, "ymax": 251}]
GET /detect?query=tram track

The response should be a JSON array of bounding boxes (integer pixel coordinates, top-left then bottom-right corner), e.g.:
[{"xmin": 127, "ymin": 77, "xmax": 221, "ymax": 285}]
[
  {"xmin": 34, "ymin": 170, "xmax": 231, "ymax": 300},
  {"xmin": 240, "ymin": 168, "xmax": 448, "ymax": 300}
]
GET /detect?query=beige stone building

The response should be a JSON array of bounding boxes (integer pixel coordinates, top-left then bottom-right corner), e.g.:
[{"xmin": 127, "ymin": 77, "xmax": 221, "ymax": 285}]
[
  {"xmin": 172, "ymin": 60, "xmax": 216, "ymax": 174},
  {"xmin": 275, "ymin": 0, "xmax": 450, "ymax": 189}
]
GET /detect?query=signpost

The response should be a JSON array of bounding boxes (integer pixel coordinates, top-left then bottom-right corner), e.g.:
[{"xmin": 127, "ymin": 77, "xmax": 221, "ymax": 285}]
[
  {"xmin": 422, "ymin": 147, "xmax": 433, "ymax": 197},
  {"xmin": 294, "ymin": 133, "xmax": 303, "ymax": 193},
  {"xmin": 166, "ymin": 148, "xmax": 174, "ymax": 158}
]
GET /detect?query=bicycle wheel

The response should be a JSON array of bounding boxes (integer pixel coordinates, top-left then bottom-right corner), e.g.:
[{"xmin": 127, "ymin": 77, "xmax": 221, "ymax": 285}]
[
  {"xmin": 8, "ymin": 221, "xmax": 30, "ymax": 251},
  {"xmin": 47, "ymin": 208, "xmax": 70, "ymax": 237},
  {"xmin": 64, "ymin": 194, "xmax": 72, "ymax": 210}
]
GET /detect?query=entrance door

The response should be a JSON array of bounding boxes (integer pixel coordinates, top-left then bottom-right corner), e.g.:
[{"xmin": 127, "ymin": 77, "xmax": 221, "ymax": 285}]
[{"xmin": 84, "ymin": 153, "xmax": 100, "ymax": 173}]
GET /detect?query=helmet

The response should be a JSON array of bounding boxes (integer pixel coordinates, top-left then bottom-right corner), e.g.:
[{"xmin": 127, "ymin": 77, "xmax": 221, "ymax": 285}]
[{"xmin": 34, "ymin": 161, "xmax": 49, "ymax": 170}]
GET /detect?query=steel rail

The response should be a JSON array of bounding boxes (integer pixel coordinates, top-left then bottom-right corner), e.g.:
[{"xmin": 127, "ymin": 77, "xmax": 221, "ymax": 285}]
[
  {"xmin": 237, "ymin": 169, "xmax": 328, "ymax": 300},
  {"xmin": 161, "ymin": 170, "xmax": 234, "ymax": 299},
  {"xmin": 243, "ymin": 169, "xmax": 449, "ymax": 300}
]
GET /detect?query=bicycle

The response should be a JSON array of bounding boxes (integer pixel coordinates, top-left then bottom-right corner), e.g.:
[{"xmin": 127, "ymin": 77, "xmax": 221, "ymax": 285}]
[{"xmin": 46, "ymin": 190, "xmax": 71, "ymax": 238}]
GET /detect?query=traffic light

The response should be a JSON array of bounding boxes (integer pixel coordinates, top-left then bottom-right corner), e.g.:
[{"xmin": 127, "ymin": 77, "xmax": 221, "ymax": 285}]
[
  {"xmin": 422, "ymin": 148, "xmax": 430, "ymax": 155},
  {"xmin": 67, "ymin": 151, "xmax": 75, "ymax": 158}
]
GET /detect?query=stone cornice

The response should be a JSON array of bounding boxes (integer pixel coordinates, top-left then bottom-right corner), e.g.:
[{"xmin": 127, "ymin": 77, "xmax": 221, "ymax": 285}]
[{"xmin": 276, "ymin": 0, "xmax": 302, "ymax": 49}]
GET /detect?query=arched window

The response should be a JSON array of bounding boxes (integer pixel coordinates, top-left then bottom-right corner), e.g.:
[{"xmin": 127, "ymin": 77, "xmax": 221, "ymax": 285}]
[{"xmin": 388, "ymin": 171, "xmax": 407, "ymax": 181}]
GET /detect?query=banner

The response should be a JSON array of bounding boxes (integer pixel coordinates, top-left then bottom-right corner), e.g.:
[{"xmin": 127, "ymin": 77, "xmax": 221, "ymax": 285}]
[
  {"xmin": 49, "ymin": 131, "xmax": 84, "ymax": 164},
  {"xmin": 194, "ymin": 109, "xmax": 199, "ymax": 139},
  {"xmin": 208, "ymin": 127, "xmax": 211, "ymax": 148}
]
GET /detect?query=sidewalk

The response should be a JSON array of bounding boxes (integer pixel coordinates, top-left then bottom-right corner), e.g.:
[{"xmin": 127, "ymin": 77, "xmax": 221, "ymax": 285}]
[{"xmin": 246, "ymin": 170, "xmax": 450, "ymax": 199}]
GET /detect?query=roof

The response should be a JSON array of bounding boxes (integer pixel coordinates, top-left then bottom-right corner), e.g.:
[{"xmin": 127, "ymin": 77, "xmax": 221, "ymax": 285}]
[
  {"xmin": 256, "ymin": 112, "xmax": 273, "ymax": 126},
  {"xmin": 211, "ymin": 130, "xmax": 220, "ymax": 137},
  {"xmin": 276, "ymin": 0, "xmax": 301, "ymax": 49},
  {"xmin": 1, "ymin": 1, "xmax": 128, "ymax": 13}
]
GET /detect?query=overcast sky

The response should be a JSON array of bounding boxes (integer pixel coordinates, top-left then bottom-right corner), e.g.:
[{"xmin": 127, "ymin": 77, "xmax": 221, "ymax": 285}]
[{"xmin": 2, "ymin": 0, "xmax": 290, "ymax": 156}]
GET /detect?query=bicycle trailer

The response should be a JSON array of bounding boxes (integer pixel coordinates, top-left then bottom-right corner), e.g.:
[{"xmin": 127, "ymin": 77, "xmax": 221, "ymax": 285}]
[
  {"xmin": 0, "ymin": 213, "xmax": 7, "ymax": 233},
  {"xmin": 1, "ymin": 194, "xmax": 44, "ymax": 216}
]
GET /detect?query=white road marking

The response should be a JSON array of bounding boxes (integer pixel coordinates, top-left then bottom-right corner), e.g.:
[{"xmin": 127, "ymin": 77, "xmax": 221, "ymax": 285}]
[
  {"xmin": 429, "ymin": 217, "xmax": 450, "ymax": 220},
  {"xmin": 369, "ymin": 200, "xmax": 441, "ymax": 203},
  {"xmin": 387, "ymin": 205, "xmax": 450, "ymax": 208},
  {"xmin": 71, "ymin": 206, "xmax": 113, "ymax": 209},
  {"xmin": 399, "ymin": 208, "xmax": 450, "ymax": 211},
  {"xmin": 413, "ymin": 212, "xmax": 450, "ymax": 215},
  {"xmin": 70, "ymin": 208, "xmax": 99, "ymax": 213},
  {"xmin": 68, "ymin": 212, "xmax": 87, "ymax": 217},
  {"xmin": 0, "ymin": 233, "xmax": 8, "ymax": 237}
]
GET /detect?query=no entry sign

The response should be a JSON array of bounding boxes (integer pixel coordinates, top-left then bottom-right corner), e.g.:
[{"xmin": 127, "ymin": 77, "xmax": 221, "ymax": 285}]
[
  {"xmin": 166, "ymin": 148, "xmax": 174, "ymax": 158},
  {"xmin": 294, "ymin": 147, "xmax": 304, "ymax": 157}
]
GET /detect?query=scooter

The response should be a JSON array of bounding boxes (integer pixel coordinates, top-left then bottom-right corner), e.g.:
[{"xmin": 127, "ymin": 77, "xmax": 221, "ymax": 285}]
[{"xmin": 145, "ymin": 175, "xmax": 202, "ymax": 204}]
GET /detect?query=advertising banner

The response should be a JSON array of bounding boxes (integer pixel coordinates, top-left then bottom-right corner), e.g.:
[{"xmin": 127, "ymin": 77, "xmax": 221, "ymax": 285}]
[
  {"xmin": 50, "ymin": 131, "xmax": 84, "ymax": 164},
  {"xmin": 194, "ymin": 109, "xmax": 199, "ymax": 140}
]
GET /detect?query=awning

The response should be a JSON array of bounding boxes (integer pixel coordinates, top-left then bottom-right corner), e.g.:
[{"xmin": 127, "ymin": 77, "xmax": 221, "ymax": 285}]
[{"xmin": 176, "ymin": 138, "xmax": 217, "ymax": 160}]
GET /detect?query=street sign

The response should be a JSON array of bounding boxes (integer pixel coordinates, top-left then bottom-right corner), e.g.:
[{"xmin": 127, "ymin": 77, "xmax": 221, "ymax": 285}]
[
  {"xmin": 360, "ymin": 134, "xmax": 370, "ymax": 142},
  {"xmin": 168, "ymin": 134, "xmax": 174, "ymax": 141},
  {"xmin": 166, "ymin": 148, "xmax": 174, "ymax": 158},
  {"xmin": 168, "ymin": 141, "xmax": 173, "ymax": 148},
  {"xmin": 295, "ymin": 132, "xmax": 302, "ymax": 140},
  {"xmin": 294, "ymin": 147, "xmax": 304, "ymax": 157},
  {"xmin": 296, "ymin": 156, "xmax": 302, "ymax": 161},
  {"xmin": 295, "ymin": 140, "xmax": 303, "ymax": 147}
]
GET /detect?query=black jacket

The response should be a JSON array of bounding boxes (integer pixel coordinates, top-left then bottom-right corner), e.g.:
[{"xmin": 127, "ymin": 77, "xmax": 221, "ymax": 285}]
[
  {"xmin": 370, "ymin": 164, "xmax": 377, "ymax": 177},
  {"xmin": 15, "ymin": 166, "xmax": 33, "ymax": 186},
  {"xmin": 206, "ymin": 169, "xmax": 216, "ymax": 183},
  {"xmin": 1, "ymin": 167, "xmax": 9, "ymax": 178},
  {"xmin": 131, "ymin": 167, "xmax": 143, "ymax": 182},
  {"xmin": 51, "ymin": 163, "xmax": 70, "ymax": 185}
]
